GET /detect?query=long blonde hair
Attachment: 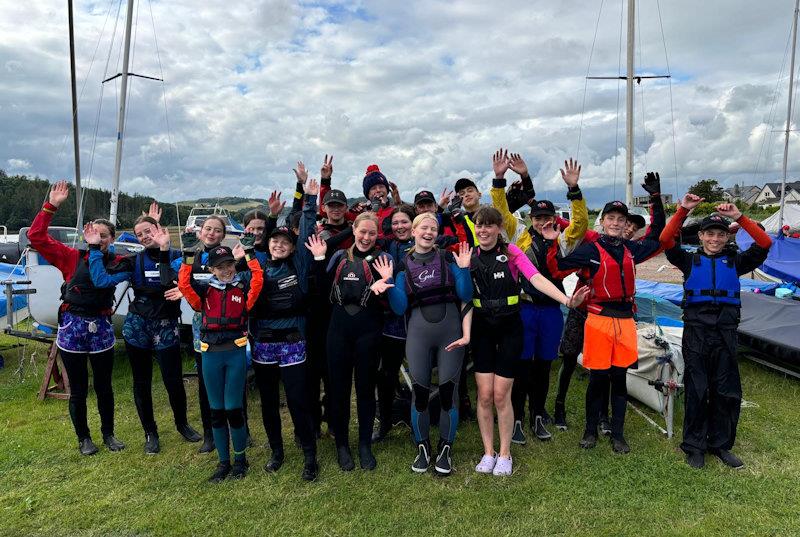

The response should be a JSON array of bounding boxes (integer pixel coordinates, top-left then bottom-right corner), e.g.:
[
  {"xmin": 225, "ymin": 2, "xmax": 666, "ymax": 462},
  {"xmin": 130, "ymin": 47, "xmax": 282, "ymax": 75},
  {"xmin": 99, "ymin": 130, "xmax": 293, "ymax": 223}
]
[{"xmin": 408, "ymin": 212, "xmax": 440, "ymax": 256}]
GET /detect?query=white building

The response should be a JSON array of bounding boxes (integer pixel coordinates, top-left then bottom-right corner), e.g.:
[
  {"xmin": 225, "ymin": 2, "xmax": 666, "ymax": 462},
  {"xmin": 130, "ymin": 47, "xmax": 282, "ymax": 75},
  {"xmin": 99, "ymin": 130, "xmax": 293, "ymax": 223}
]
[{"xmin": 753, "ymin": 181, "xmax": 800, "ymax": 207}]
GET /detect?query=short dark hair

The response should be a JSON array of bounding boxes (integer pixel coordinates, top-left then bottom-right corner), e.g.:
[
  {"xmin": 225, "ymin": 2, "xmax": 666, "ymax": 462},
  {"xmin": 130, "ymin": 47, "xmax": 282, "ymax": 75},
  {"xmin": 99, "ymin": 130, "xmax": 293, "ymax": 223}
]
[
  {"xmin": 473, "ymin": 206, "xmax": 502, "ymax": 227},
  {"xmin": 391, "ymin": 204, "xmax": 416, "ymax": 222},
  {"xmin": 92, "ymin": 218, "xmax": 116, "ymax": 237}
]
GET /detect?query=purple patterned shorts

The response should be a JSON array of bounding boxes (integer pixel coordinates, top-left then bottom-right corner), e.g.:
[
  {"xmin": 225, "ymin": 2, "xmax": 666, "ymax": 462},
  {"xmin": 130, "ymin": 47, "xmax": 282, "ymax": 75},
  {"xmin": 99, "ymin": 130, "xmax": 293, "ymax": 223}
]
[
  {"xmin": 56, "ymin": 311, "xmax": 115, "ymax": 354},
  {"xmin": 252, "ymin": 339, "xmax": 306, "ymax": 367}
]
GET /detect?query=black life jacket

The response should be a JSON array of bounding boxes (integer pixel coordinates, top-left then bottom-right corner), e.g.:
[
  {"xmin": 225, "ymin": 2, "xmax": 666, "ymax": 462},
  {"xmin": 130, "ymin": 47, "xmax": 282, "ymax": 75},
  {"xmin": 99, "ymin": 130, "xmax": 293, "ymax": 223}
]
[
  {"xmin": 191, "ymin": 249, "xmax": 213, "ymax": 283},
  {"xmin": 202, "ymin": 281, "xmax": 248, "ymax": 332},
  {"xmin": 470, "ymin": 247, "xmax": 521, "ymax": 317},
  {"xmin": 330, "ymin": 251, "xmax": 376, "ymax": 308},
  {"xmin": 60, "ymin": 251, "xmax": 120, "ymax": 316},
  {"xmin": 520, "ymin": 230, "xmax": 564, "ymax": 304},
  {"xmin": 254, "ymin": 258, "xmax": 305, "ymax": 319},
  {"xmin": 129, "ymin": 249, "xmax": 181, "ymax": 319},
  {"xmin": 404, "ymin": 250, "xmax": 457, "ymax": 309}
]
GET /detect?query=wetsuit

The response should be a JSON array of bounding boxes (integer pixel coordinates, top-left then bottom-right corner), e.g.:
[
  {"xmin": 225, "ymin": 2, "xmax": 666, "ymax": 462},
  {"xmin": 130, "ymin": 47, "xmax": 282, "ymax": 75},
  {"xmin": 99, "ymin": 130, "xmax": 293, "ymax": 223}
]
[
  {"xmin": 387, "ymin": 248, "xmax": 473, "ymax": 449},
  {"xmin": 89, "ymin": 245, "xmax": 194, "ymax": 440},
  {"xmin": 250, "ymin": 195, "xmax": 318, "ymax": 464},
  {"xmin": 28, "ymin": 202, "xmax": 127, "ymax": 445},
  {"xmin": 178, "ymin": 253, "xmax": 263, "ymax": 467}
]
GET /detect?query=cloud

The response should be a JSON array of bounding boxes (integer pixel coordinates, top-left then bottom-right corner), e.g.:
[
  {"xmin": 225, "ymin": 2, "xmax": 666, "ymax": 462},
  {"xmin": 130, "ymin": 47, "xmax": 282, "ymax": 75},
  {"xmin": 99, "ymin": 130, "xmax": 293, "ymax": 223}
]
[
  {"xmin": 1, "ymin": 0, "xmax": 799, "ymax": 210},
  {"xmin": 7, "ymin": 158, "xmax": 31, "ymax": 170}
]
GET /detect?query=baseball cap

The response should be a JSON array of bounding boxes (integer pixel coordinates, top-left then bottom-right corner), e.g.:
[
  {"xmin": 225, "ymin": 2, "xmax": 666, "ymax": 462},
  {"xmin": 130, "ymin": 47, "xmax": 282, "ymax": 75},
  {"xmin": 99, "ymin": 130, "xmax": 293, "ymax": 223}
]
[
  {"xmin": 270, "ymin": 226, "xmax": 297, "ymax": 244},
  {"xmin": 454, "ymin": 178, "xmax": 477, "ymax": 193},
  {"xmin": 414, "ymin": 190, "xmax": 436, "ymax": 204},
  {"xmin": 601, "ymin": 200, "xmax": 629, "ymax": 217},
  {"xmin": 323, "ymin": 189, "xmax": 347, "ymax": 206},
  {"xmin": 627, "ymin": 214, "xmax": 646, "ymax": 229},
  {"xmin": 699, "ymin": 214, "xmax": 731, "ymax": 232},
  {"xmin": 530, "ymin": 200, "xmax": 556, "ymax": 217},
  {"xmin": 207, "ymin": 245, "xmax": 235, "ymax": 267}
]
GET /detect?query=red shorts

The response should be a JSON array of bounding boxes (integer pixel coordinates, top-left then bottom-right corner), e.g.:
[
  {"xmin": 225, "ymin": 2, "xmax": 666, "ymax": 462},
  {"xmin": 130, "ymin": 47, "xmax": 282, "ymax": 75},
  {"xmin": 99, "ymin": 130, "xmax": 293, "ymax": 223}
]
[{"xmin": 581, "ymin": 313, "xmax": 638, "ymax": 370}]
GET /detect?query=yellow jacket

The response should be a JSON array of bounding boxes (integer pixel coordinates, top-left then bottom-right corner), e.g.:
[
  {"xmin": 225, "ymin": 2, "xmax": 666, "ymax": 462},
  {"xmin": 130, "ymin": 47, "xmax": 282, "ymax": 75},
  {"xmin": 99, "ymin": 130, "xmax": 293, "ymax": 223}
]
[{"xmin": 490, "ymin": 186, "xmax": 588, "ymax": 254}]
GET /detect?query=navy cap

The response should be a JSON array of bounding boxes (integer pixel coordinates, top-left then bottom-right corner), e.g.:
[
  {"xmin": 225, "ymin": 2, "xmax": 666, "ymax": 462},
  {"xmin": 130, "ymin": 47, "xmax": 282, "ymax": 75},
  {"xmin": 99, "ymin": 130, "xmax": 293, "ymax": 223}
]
[
  {"xmin": 699, "ymin": 214, "xmax": 731, "ymax": 232},
  {"xmin": 530, "ymin": 200, "xmax": 556, "ymax": 217},
  {"xmin": 601, "ymin": 200, "xmax": 629, "ymax": 217},
  {"xmin": 207, "ymin": 245, "xmax": 235, "ymax": 267},
  {"xmin": 323, "ymin": 189, "xmax": 347, "ymax": 206},
  {"xmin": 627, "ymin": 214, "xmax": 646, "ymax": 229}
]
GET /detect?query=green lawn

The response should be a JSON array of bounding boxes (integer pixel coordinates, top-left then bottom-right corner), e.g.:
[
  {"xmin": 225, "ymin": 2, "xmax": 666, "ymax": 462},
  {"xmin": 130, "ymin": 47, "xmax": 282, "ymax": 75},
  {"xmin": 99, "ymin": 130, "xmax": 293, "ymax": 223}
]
[{"xmin": 1, "ymin": 334, "xmax": 799, "ymax": 537}]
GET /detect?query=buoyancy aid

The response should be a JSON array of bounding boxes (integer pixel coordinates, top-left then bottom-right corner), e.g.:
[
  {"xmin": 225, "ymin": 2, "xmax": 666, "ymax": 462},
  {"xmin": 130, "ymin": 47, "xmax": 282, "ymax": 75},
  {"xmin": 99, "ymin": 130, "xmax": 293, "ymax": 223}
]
[
  {"xmin": 129, "ymin": 249, "xmax": 181, "ymax": 319},
  {"xmin": 470, "ymin": 247, "xmax": 521, "ymax": 317},
  {"xmin": 404, "ymin": 250, "xmax": 457, "ymax": 309},
  {"xmin": 202, "ymin": 281, "xmax": 248, "ymax": 331},
  {"xmin": 683, "ymin": 252, "xmax": 741, "ymax": 307},
  {"xmin": 255, "ymin": 259, "xmax": 305, "ymax": 319},
  {"xmin": 586, "ymin": 241, "xmax": 636, "ymax": 315},
  {"xmin": 330, "ymin": 251, "xmax": 376, "ymax": 308},
  {"xmin": 60, "ymin": 251, "xmax": 120, "ymax": 316},
  {"xmin": 520, "ymin": 231, "xmax": 564, "ymax": 305}
]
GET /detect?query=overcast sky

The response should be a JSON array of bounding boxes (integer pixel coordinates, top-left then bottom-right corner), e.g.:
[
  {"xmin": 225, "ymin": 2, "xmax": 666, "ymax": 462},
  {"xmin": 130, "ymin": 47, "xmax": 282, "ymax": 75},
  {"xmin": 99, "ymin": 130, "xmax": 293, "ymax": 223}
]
[{"xmin": 2, "ymin": 0, "xmax": 799, "ymax": 208}]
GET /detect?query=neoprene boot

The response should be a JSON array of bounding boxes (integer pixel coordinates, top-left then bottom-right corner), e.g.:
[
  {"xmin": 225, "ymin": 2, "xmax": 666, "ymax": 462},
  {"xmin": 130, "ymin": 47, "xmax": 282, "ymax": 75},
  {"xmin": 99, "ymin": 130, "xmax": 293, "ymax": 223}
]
[
  {"xmin": 511, "ymin": 420, "xmax": 527, "ymax": 445},
  {"xmin": 177, "ymin": 423, "xmax": 202, "ymax": 443},
  {"xmin": 412, "ymin": 440, "xmax": 431, "ymax": 473},
  {"xmin": 208, "ymin": 462, "xmax": 231, "ymax": 483},
  {"xmin": 434, "ymin": 440, "xmax": 452, "ymax": 476},
  {"xmin": 686, "ymin": 451, "xmax": 705, "ymax": 469},
  {"xmin": 144, "ymin": 432, "xmax": 160, "ymax": 455},
  {"xmin": 264, "ymin": 449, "xmax": 285, "ymax": 473},
  {"xmin": 358, "ymin": 443, "xmax": 377, "ymax": 471},
  {"xmin": 710, "ymin": 449, "xmax": 744, "ymax": 469},
  {"xmin": 198, "ymin": 429, "xmax": 215, "ymax": 454},
  {"xmin": 103, "ymin": 434, "xmax": 126, "ymax": 452},
  {"xmin": 229, "ymin": 457, "xmax": 249, "ymax": 479},
  {"xmin": 302, "ymin": 455, "xmax": 319, "ymax": 481},
  {"xmin": 79, "ymin": 437, "xmax": 99, "ymax": 456},
  {"xmin": 532, "ymin": 416, "xmax": 552, "ymax": 441},
  {"xmin": 337, "ymin": 445, "xmax": 355, "ymax": 471},
  {"xmin": 553, "ymin": 402, "xmax": 568, "ymax": 431}
]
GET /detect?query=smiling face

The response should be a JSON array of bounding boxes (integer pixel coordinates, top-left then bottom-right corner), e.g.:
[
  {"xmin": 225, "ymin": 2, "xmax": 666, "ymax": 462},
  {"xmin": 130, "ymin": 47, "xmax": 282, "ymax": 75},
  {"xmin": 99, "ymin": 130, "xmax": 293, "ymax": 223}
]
[
  {"xmin": 475, "ymin": 222, "xmax": 501, "ymax": 250},
  {"xmin": 244, "ymin": 218, "xmax": 266, "ymax": 244},
  {"xmin": 134, "ymin": 221, "xmax": 158, "ymax": 248},
  {"xmin": 623, "ymin": 220, "xmax": 642, "ymax": 240},
  {"xmin": 458, "ymin": 186, "xmax": 481, "ymax": 211},
  {"xmin": 391, "ymin": 211, "xmax": 413, "ymax": 241},
  {"xmin": 199, "ymin": 218, "xmax": 225, "ymax": 247},
  {"xmin": 210, "ymin": 260, "xmax": 236, "ymax": 283},
  {"xmin": 354, "ymin": 218, "xmax": 379, "ymax": 252},
  {"xmin": 325, "ymin": 202, "xmax": 347, "ymax": 224},
  {"xmin": 368, "ymin": 184, "xmax": 388, "ymax": 201},
  {"xmin": 268, "ymin": 234, "xmax": 295, "ymax": 260},
  {"xmin": 698, "ymin": 228, "xmax": 730, "ymax": 255},
  {"xmin": 411, "ymin": 214, "xmax": 439, "ymax": 251},
  {"xmin": 94, "ymin": 224, "xmax": 115, "ymax": 252},
  {"xmin": 600, "ymin": 211, "xmax": 627, "ymax": 238},
  {"xmin": 531, "ymin": 214, "xmax": 556, "ymax": 235}
]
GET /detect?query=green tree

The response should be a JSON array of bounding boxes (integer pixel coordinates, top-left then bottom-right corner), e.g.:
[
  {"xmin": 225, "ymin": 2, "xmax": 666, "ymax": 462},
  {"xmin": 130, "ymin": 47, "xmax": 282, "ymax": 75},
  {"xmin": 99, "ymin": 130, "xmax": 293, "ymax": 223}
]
[{"xmin": 687, "ymin": 179, "xmax": 724, "ymax": 203}]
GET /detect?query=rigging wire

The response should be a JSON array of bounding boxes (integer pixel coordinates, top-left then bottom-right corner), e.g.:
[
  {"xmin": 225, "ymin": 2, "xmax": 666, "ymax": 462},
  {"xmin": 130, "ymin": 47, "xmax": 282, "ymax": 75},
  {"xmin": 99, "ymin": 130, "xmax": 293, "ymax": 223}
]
[
  {"xmin": 576, "ymin": 0, "xmax": 606, "ymax": 161},
  {"xmin": 655, "ymin": 0, "xmax": 680, "ymax": 199}
]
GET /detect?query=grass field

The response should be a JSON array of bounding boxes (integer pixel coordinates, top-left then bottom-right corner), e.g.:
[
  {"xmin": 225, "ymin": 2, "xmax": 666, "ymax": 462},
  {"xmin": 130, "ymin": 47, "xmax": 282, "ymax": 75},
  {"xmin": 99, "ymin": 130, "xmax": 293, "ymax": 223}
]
[{"xmin": 1, "ymin": 334, "xmax": 799, "ymax": 537}]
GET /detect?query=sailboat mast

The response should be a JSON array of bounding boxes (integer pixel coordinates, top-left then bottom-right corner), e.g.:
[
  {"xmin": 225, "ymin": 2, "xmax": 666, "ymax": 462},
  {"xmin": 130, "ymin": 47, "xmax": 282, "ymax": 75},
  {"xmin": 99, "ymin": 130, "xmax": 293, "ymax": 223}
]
[
  {"xmin": 625, "ymin": 0, "xmax": 635, "ymax": 206},
  {"xmin": 109, "ymin": 0, "xmax": 135, "ymax": 226},
  {"xmin": 780, "ymin": 0, "xmax": 800, "ymax": 229},
  {"xmin": 68, "ymin": 0, "xmax": 83, "ymax": 229}
]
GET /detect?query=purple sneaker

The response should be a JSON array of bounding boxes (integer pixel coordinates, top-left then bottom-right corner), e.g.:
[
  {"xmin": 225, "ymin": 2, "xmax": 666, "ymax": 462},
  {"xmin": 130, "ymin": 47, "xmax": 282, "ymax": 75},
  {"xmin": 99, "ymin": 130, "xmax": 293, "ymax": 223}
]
[
  {"xmin": 475, "ymin": 453, "xmax": 497, "ymax": 474},
  {"xmin": 492, "ymin": 455, "xmax": 513, "ymax": 476}
]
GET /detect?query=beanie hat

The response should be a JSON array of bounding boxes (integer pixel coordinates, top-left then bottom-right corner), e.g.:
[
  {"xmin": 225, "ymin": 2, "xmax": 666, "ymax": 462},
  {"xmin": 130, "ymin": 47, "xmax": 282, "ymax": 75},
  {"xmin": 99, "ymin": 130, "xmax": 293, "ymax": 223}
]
[{"xmin": 363, "ymin": 164, "xmax": 391, "ymax": 199}]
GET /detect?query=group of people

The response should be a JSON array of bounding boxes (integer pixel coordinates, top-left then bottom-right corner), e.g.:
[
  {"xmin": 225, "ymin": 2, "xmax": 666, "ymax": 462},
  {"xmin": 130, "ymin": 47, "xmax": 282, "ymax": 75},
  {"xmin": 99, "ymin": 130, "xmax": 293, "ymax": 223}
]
[{"xmin": 30, "ymin": 149, "xmax": 772, "ymax": 482}]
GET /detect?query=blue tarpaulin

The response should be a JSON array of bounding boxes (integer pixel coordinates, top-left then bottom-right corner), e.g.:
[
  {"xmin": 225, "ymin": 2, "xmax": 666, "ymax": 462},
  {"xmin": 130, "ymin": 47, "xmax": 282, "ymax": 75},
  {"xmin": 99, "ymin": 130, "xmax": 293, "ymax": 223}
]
[{"xmin": 736, "ymin": 230, "xmax": 800, "ymax": 283}]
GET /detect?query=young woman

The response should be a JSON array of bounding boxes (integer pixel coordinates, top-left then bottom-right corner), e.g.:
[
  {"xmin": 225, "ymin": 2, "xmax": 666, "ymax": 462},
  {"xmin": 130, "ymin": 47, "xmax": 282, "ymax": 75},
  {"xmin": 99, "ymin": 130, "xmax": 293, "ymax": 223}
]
[
  {"xmin": 469, "ymin": 206, "xmax": 586, "ymax": 476},
  {"xmin": 178, "ymin": 238, "xmax": 262, "ymax": 482},
  {"xmin": 28, "ymin": 180, "xmax": 128, "ymax": 455},
  {"xmin": 249, "ymin": 180, "xmax": 320, "ymax": 481},
  {"xmin": 324, "ymin": 212, "xmax": 393, "ymax": 471},
  {"xmin": 384, "ymin": 213, "xmax": 473, "ymax": 475},
  {"xmin": 87, "ymin": 215, "xmax": 201, "ymax": 454}
]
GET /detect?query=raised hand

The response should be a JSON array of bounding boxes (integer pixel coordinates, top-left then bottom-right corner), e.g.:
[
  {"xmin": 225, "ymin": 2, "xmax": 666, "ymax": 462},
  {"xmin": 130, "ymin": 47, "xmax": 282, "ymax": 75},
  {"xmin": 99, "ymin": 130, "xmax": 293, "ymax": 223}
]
[
  {"xmin": 454, "ymin": 242, "xmax": 473, "ymax": 268},
  {"xmin": 508, "ymin": 153, "xmax": 529, "ymax": 177},
  {"xmin": 680, "ymin": 193, "xmax": 704, "ymax": 211},
  {"xmin": 146, "ymin": 201, "xmax": 162, "ymax": 222},
  {"xmin": 181, "ymin": 231, "xmax": 199, "ymax": 252},
  {"xmin": 304, "ymin": 178, "xmax": 320, "ymax": 196},
  {"xmin": 293, "ymin": 161, "xmax": 308, "ymax": 184},
  {"xmin": 541, "ymin": 222, "xmax": 561, "ymax": 241},
  {"xmin": 232, "ymin": 243, "xmax": 245, "ymax": 260},
  {"xmin": 83, "ymin": 222, "xmax": 100, "ymax": 245},
  {"xmin": 370, "ymin": 279, "xmax": 394, "ymax": 295},
  {"xmin": 492, "ymin": 148, "xmax": 510, "ymax": 178},
  {"xmin": 439, "ymin": 188, "xmax": 453, "ymax": 208},
  {"xmin": 373, "ymin": 255, "xmax": 394, "ymax": 280},
  {"xmin": 715, "ymin": 203, "xmax": 742, "ymax": 221},
  {"xmin": 152, "ymin": 225, "xmax": 171, "ymax": 250},
  {"xmin": 350, "ymin": 200, "xmax": 369, "ymax": 215},
  {"xmin": 320, "ymin": 154, "xmax": 333, "ymax": 179},
  {"xmin": 49, "ymin": 180, "xmax": 70, "ymax": 207},
  {"xmin": 567, "ymin": 286, "xmax": 590, "ymax": 308},
  {"xmin": 305, "ymin": 234, "xmax": 328, "ymax": 258},
  {"xmin": 239, "ymin": 232, "xmax": 256, "ymax": 250},
  {"xmin": 268, "ymin": 190, "xmax": 286, "ymax": 217},
  {"xmin": 560, "ymin": 158, "xmax": 581, "ymax": 188},
  {"xmin": 389, "ymin": 181, "xmax": 402, "ymax": 205},
  {"xmin": 642, "ymin": 172, "xmax": 661, "ymax": 195}
]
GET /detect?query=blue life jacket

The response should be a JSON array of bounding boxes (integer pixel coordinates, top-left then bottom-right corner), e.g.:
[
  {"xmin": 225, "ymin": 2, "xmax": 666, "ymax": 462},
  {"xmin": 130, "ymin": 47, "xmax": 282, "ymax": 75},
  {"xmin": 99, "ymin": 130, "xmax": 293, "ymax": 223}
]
[{"xmin": 683, "ymin": 252, "xmax": 740, "ymax": 307}]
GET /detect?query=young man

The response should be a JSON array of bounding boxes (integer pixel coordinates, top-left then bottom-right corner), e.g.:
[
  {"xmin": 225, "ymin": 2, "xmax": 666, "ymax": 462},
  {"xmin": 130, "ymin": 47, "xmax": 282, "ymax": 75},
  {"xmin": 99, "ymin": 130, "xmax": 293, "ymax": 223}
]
[{"xmin": 660, "ymin": 195, "xmax": 771, "ymax": 469}]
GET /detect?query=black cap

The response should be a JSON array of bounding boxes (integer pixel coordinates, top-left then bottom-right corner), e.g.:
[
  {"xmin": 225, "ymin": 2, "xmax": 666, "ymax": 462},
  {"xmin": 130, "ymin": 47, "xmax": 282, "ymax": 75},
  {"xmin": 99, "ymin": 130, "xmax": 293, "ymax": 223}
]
[
  {"xmin": 454, "ymin": 178, "xmax": 477, "ymax": 193},
  {"xmin": 601, "ymin": 200, "xmax": 629, "ymax": 217},
  {"xmin": 699, "ymin": 214, "xmax": 731, "ymax": 232},
  {"xmin": 270, "ymin": 226, "xmax": 297, "ymax": 244},
  {"xmin": 530, "ymin": 199, "xmax": 556, "ymax": 217},
  {"xmin": 323, "ymin": 189, "xmax": 347, "ymax": 206},
  {"xmin": 627, "ymin": 214, "xmax": 646, "ymax": 229},
  {"xmin": 207, "ymin": 245, "xmax": 235, "ymax": 267},
  {"xmin": 414, "ymin": 190, "xmax": 436, "ymax": 205}
]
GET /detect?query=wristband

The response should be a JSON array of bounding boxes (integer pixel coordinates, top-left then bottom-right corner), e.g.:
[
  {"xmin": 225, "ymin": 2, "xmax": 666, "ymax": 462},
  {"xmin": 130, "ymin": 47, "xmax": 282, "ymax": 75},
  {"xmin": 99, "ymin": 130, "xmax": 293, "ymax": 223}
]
[
  {"xmin": 314, "ymin": 255, "xmax": 325, "ymax": 261},
  {"xmin": 566, "ymin": 186, "xmax": 583, "ymax": 201},
  {"xmin": 88, "ymin": 243, "xmax": 101, "ymax": 250},
  {"xmin": 492, "ymin": 177, "xmax": 507, "ymax": 188}
]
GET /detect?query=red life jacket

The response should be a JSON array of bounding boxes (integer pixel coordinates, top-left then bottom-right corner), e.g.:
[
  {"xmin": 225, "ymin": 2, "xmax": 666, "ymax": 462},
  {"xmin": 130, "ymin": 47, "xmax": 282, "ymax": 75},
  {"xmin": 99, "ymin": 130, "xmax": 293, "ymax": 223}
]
[
  {"xmin": 202, "ymin": 282, "xmax": 248, "ymax": 332},
  {"xmin": 586, "ymin": 242, "xmax": 635, "ymax": 315}
]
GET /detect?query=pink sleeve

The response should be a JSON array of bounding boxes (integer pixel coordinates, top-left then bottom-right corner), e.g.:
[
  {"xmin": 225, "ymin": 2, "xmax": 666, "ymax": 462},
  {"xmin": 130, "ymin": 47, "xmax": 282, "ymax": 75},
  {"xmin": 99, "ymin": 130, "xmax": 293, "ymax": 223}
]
[{"xmin": 508, "ymin": 244, "xmax": 538, "ymax": 281}]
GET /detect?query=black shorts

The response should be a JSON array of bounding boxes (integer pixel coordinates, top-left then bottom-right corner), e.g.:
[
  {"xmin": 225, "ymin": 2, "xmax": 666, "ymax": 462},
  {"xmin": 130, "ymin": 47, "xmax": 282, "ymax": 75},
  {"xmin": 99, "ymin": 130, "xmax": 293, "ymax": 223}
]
[
  {"xmin": 470, "ymin": 311, "xmax": 523, "ymax": 379},
  {"xmin": 558, "ymin": 307, "xmax": 587, "ymax": 358}
]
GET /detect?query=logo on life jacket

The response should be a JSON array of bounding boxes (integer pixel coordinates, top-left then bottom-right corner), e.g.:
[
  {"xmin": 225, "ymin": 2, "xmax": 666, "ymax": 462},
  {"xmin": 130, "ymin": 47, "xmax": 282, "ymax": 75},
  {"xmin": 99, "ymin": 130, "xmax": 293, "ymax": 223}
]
[
  {"xmin": 493, "ymin": 271, "xmax": 505, "ymax": 279},
  {"xmin": 418, "ymin": 269, "xmax": 436, "ymax": 283},
  {"xmin": 344, "ymin": 271, "xmax": 359, "ymax": 281}
]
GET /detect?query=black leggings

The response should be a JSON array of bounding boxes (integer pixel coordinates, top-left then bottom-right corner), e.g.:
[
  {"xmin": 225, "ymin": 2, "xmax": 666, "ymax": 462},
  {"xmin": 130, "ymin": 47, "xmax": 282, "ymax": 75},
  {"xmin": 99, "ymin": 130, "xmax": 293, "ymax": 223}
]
[
  {"xmin": 326, "ymin": 305, "xmax": 382, "ymax": 447},
  {"xmin": 195, "ymin": 351, "xmax": 249, "ymax": 435},
  {"xmin": 126, "ymin": 343, "xmax": 188, "ymax": 434},
  {"xmin": 305, "ymin": 308, "xmax": 331, "ymax": 431},
  {"xmin": 253, "ymin": 360, "xmax": 316, "ymax": 458},
  {"xmin": 585, "ymin": 366, "xmax": 627, "ymax": 439},
  {"xmin": 60, "ymin": 348, "xmax": 116, "ymax": 440},
  {"xmin": 512, "ymin": 360, "xmax": 553, "ymax": 423},
  {"xmin": 375, "ymin": 335, "xmax": 406, "ymax": 428}
]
